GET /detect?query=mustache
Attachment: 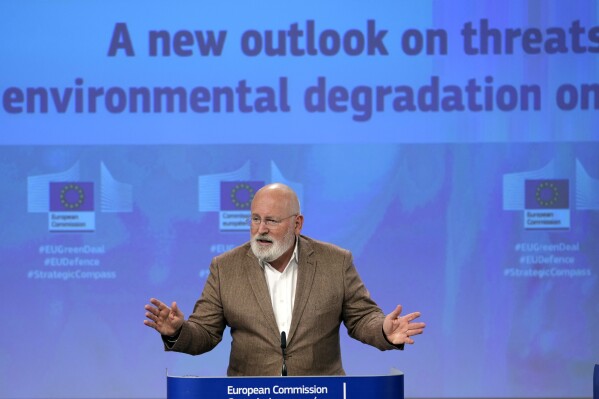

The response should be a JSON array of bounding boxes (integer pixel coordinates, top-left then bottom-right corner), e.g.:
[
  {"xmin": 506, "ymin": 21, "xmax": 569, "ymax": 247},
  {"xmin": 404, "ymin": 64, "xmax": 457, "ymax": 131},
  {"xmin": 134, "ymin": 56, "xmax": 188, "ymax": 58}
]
[{"xmin": 253, "ymin": 234, "xmax": 273, "ymax": 243}]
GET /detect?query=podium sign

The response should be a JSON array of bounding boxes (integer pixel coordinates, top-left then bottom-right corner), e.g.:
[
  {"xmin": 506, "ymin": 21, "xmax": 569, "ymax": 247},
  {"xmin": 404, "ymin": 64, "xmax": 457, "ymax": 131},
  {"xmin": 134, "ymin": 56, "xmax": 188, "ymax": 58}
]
[{"xmin": 168, "ymin": 373, "xmax": 404, "ymax": 399}]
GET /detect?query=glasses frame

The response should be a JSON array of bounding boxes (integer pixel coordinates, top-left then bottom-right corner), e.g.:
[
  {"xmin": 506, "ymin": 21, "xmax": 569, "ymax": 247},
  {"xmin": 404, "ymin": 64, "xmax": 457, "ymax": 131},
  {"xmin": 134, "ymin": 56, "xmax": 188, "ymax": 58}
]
[{"xmin": 246, "ymin": 214, "xmax": 298, "ymax": 227}]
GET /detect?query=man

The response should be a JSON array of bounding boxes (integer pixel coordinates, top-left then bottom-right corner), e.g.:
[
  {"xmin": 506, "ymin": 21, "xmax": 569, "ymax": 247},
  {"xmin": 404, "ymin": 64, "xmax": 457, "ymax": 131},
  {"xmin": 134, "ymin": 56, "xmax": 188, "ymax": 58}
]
[{"xmin": 144, "ymin": 183, "xmax": 425, "ymax": 376}]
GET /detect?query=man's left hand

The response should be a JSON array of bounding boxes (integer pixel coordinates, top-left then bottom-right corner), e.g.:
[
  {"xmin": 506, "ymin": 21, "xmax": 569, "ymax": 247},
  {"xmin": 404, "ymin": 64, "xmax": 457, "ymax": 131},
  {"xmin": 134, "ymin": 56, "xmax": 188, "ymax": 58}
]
[{"xmin": 383, "ymin": 305, "xmax": 426, "ymax": 345}]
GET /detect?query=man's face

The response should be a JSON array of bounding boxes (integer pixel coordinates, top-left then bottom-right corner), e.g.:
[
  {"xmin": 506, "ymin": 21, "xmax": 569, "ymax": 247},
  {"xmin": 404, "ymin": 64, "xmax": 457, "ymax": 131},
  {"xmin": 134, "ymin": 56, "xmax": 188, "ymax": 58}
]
[
  {"xmin": 250, "ymin": 218, "xmax": 296, "ymax": 263},
  {"xmin": 249, "ymin": 189, "xmax": 299, "ymax": 263}
]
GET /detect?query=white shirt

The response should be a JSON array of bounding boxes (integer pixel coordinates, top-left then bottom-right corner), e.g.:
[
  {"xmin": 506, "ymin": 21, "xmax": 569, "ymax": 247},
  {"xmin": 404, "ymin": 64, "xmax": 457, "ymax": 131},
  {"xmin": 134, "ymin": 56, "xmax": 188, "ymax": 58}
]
[{"xmin": 259, "ymin": 238, "xmax": 299, "ymax": 336}]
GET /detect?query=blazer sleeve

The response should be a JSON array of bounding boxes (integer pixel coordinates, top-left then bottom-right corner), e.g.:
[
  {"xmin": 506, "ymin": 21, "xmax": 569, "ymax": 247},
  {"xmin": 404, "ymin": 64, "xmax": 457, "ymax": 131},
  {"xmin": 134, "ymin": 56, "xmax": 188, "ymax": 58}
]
[
  {"xmin": 164, "ymin": 258, "xmax": 226, "ymax": 355},
  {"xmin": 341, "ymin": 251, "xmax": 399, "ymax": 351}
]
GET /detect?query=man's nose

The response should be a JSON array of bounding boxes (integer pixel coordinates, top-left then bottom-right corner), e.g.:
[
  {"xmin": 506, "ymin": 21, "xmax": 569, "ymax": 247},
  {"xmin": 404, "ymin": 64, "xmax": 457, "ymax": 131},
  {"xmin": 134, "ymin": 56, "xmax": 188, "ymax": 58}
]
[{"xmin": 256, "ymin": 221, "xmax": 270, "ymax": 234}]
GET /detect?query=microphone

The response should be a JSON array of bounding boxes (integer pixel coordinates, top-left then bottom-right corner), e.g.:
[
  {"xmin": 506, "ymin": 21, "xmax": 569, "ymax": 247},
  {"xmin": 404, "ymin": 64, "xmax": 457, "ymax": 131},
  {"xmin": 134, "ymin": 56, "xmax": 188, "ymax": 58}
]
[{"xmin": 280, "ymin": 331, "xmax": 287, "ymax": 376}]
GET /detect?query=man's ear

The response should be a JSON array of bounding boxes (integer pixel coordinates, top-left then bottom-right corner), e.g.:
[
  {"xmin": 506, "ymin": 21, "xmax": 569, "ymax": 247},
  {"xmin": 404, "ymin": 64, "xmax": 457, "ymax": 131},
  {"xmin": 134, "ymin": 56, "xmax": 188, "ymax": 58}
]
[{"xmin": 294, "ymin": 215, "xmax": 304, "ymax": 234}]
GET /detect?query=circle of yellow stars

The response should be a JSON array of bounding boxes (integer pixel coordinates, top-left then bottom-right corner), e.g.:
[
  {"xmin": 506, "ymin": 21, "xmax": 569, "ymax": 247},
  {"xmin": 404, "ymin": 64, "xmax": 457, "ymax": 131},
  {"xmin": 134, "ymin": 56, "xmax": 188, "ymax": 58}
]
[
  {"xmin": 59, "ymin": 183, "xmax": 85, "ymax": 209},
  {"xmin": 230, "ymin": 183, "xmax": 255, "ymax": 209},
  {"xmin": 535, "ymin": 181, "xmax": 560, "ymax": 207}
]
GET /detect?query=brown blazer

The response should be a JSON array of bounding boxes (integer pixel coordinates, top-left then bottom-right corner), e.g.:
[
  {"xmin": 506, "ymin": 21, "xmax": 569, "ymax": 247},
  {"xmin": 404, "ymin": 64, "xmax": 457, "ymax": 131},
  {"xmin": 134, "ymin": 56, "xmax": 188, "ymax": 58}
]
[{"xmin": 167, "ymin": 235, "xmax": 398, "ymax": 375}]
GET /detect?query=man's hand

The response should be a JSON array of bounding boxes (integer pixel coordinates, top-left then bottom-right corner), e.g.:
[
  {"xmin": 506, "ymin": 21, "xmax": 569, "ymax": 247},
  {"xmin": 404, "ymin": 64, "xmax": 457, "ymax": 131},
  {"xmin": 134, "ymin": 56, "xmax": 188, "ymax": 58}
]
[
  {"xmin": 144, "ymin": 298, "xmax": 184, "ymax": 337},
  {"xmin": 383, "ymin": 305, "xmax": 425, "ymax": 345}
]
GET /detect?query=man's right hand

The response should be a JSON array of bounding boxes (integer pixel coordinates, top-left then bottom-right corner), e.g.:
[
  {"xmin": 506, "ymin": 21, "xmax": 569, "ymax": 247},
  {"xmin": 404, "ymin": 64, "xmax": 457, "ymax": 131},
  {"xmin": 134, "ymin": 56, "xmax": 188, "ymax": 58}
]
[{"xmin": 144, "ymin": 298, "xmax": 184, "ymax": 337}]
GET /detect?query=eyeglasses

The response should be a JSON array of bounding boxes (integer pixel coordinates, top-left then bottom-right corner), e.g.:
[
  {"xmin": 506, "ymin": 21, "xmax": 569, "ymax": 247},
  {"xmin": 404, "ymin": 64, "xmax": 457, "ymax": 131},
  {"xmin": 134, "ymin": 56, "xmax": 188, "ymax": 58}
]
[{"xmin": 246, "ymin": 214, "xmax": 298, "ymax": 227}]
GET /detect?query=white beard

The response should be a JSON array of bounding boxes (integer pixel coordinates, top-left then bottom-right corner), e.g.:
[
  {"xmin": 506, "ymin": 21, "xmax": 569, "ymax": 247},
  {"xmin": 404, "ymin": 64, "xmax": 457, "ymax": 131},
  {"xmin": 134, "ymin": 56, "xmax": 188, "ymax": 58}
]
[{"xmin": 250, "ymin": 225, "xmax": 296, "ymax": 263}]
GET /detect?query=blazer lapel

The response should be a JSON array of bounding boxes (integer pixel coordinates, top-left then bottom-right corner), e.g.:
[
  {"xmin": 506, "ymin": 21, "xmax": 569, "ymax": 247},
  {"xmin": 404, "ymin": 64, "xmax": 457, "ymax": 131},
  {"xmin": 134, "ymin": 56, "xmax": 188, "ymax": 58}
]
[
  {"xmin": 287, "ymin": 236, "xmax": 316, "ymax": 344},
  {"xmin": 244, "ymin": 248, "xmax": 281, "ymax": 341}
]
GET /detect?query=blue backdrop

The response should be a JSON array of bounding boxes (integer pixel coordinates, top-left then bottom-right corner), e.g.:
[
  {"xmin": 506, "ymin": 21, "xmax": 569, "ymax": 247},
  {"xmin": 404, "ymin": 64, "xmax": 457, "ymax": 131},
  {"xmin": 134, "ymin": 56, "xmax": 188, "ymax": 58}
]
[{"xmin": 1, "ymin": 1, "xmax": 598, "ymax": 398}]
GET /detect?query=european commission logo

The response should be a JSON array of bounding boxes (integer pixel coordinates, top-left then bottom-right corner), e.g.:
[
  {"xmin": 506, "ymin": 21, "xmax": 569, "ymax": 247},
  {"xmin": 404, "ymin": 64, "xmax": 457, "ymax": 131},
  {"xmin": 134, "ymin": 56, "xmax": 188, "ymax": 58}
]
[
  {"xmin": 28, "ymin": 161, "xmax": 133, "ymax": 232},
  {"xmin": 524, "ymin": 179, "xmax": 570, "ymax": 230},
  {"xmin": 197, "ymin": 160, "xmax": 303, "ymax": 232},
  {"xmin": 219, "ymin": 181, "xmax": 263, "ymax": 231},
  {"xmin": 49, "ymin": 182, "xmax": 95, "ymax": 232},
  {"xmin": 502, "ymin": 157, "xmax": 599, "ymax": 230}
]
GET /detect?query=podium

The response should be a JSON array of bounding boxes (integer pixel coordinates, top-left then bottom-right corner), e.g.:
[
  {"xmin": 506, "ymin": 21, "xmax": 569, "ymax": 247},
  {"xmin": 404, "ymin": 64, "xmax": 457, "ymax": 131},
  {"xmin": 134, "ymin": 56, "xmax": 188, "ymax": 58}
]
[
  {"xmin": 167, "ymin": 372, "xmax": 404, "ymax": 399},
  {"xmin": 594, "ymin": 364, "xmax": 598, "ymax": 399}
]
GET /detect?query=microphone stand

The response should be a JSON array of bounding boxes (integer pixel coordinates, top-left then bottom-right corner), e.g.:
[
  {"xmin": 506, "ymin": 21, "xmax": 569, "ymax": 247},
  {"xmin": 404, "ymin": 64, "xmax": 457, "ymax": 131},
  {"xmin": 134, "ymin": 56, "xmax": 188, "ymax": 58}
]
[{"xmin": 280, "ymin": 331, "xmax": 287, "ymax": 376}]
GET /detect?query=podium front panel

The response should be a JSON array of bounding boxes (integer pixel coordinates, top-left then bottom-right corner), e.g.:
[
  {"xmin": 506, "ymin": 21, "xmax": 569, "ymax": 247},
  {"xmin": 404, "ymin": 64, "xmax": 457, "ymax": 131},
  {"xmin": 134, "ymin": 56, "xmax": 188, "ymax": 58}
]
[{"xmin": 168, "ymin": 374, "xmax": 404, "ymax": 399}]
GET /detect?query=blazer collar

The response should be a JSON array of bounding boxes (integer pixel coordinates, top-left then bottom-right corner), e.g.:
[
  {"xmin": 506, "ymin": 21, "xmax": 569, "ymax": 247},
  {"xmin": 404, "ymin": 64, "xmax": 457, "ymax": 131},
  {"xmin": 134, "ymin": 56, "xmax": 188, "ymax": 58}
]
[
  {"xmin": 244, "ymin": 246, "xmax": 280, "ymax": 342},
  {"xmin": 288, "ymin": 236, "xmax": 316, "ymax": 344}
]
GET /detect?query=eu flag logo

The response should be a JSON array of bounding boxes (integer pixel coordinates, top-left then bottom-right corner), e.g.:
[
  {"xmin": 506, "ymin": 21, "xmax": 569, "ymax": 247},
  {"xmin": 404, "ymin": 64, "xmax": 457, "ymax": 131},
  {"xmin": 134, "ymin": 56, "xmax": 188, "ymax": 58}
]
[
  {"xmin": 525, "ymin": 180, "xmax": 569, "ymax": 209},
  {"xmin": 49, "ymin": 182, "xmax": 95, "ymax": 211},
  {"xmin": 48, "ymin": 182, "xmax": 96, "ymax": 232},
  {"xmin": 220, "ymin": 181, "xmax": 264, "ymax": 210}
]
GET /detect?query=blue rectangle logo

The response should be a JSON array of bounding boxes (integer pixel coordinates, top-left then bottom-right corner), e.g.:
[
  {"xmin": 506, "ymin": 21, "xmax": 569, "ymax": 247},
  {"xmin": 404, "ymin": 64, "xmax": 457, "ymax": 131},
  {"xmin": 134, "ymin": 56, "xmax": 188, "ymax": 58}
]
[{"xmin": 525, "ymin": 179, "xmax": 569, "ymax": 209}]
